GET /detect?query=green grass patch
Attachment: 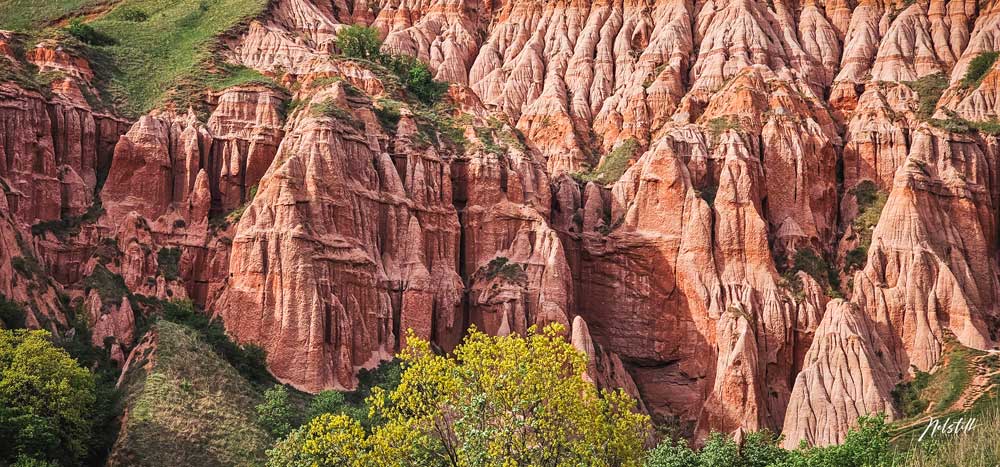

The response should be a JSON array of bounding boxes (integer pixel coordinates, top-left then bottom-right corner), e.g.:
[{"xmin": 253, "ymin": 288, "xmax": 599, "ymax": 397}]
[
  {"xmin": 780, "ymin": 249, "xmax": 842, "ymax": 300},
  {"xmin": 82, "ymin": 263, "xmax": 131, "ymax": 306},
  {"xmin": 31, "ymin": 201, "xmax": 105, "ymax": 239},
  {"xmin": 706, "ymin": 116, "xmax": 741, "ymax": 146},
  {"xmin": 111, "ymin": 320, "xmax": 273, "ymax": 466},
  {"xmin": 0, "ymin": 0, "xmax": 102, "ymax": 31},
  {"xmin": 571, "ymin": 138, "xmax": 640, "ymax": 185},
  {"xmin": 374, "ymin": 98, "xmax": 402, "ymax": 133},
  {"xmin": 962, "ymin": 51, "xmax": 999, "ymax": 88},
  {"xmin": 410, "ymin": 103, "xmax": 469, "ymax": 150},
  {"xmin": 155, "ymin": 299, "xmax": 271, "ymax": 385},
  {"xmin": 927, "ymin": 345, "xmax": 980, "ymax": 412},
  {"xmin": 50, "ymin": 0, "xmax": 270, "ymax": 116}
]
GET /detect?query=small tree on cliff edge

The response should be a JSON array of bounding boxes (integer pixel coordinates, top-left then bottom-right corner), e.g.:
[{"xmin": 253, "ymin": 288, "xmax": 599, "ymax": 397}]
[
  {"xmin": 335, "ymin": 25, "xmax": 382, "ymax": 61},
  {"xmin": 266, "ymin": 324, "xmax": 651, "ymax": 467}
]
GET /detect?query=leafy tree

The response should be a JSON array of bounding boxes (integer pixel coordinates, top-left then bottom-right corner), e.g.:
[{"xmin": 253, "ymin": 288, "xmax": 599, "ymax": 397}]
[
  {"xmin": 307, "ymin": 390, "xmax": 347, "ymax": 421},
  {"xmin": 645, "ymin": 437, "xmax": 699, "ymax": 467},
  {"xmin": 332, "ymin": 25, "xmax": 447, "ymax": 104},
  {"xmin": 257, "ymin": 385, "xmax": 297, "ymax": 438},
  {"xmin": 698, "ymin": 433, "xmax": 740, "ymax": 467},
  {"xmin": 0, "ymin": 329, "xmax": 96, "ymax": 465},
  {"xmin": 384, "ymin": 54, "xmax": 448, "ymax": 104},
  {"xmin": 741, "ymin": 430, "xmax": 788, "ymax": 467},
  {"xmin": 335, "ymin": 25, "xmax": 382, "ymax": 61},
  {"xmin": 268, "ymin": 324, "xmax": 651, "ymax": 466}
]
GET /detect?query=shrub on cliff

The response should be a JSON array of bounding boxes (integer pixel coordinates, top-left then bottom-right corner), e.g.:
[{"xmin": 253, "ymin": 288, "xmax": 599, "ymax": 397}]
[
  {"xmin": 267, "ymin": 324, "xmax": 651, "ymax": 466},
  {"xmin": 335, "ymin": 25, "xmax": 382, "ymax": 61},
  {"xmin": 334, "ymin": 25, "xmax": 447, "ymax": 104},
  {"xmin": 962, "ymin": 51, "xmax": 999, "ymax": 88}
]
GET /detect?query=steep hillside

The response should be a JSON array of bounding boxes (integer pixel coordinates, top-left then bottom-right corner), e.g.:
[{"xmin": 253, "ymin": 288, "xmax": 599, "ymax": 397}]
[
  {"xmin": 109, "ymin": 320, "xmax": 272, "ymax": 466},
  {"xmin": 2, "ymin": 0, "xmax": 1000, "ymax": 453}
]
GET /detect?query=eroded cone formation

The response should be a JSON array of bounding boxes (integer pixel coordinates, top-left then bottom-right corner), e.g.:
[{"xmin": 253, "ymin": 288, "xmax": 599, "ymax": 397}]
[{"xmin": 4, "ymin": 0, "xmax": 1000, "ymax": 449}]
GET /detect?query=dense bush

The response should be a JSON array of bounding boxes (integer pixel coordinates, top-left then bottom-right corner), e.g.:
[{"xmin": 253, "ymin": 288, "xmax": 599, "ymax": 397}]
[
  {"xmin": 257, "ymin": 385, "xmax": 297, "ymax": 438},
  {"xmin": 0, "ymin": 295, "xmax": 26, "ymax": 329},
  {"xmin": 156, "ymin": 247, "xmax": 181, "ymax": 280},
  {"xmin": 0, "ymin": 329, "xmax": 96, "ymax": 466},
  {"xmin": 334, "ymin": 25, "xmax": 448, "ymax": 104},
  {"xmin": 892, "ymin": 370, "xmax": 931, "ymax": 417},
  {"xmin": 645, "ymin": 415, "xmax": 898, "ymax": 467},
  {"xmin": 65, "ymin": 19, "xmax": 116, "ymax": 46},
  {"xmin": 573, "ymin": 138, "xmax": 641, "ymax": 185},
  {"xmin": 381, "ymin": 54, "xmax": 449, "ymax": 104},
  {"xmin": 335, "ymin": 25, "xmax": 382, "ymax": 61},
  {"xmin": 905, "ymin": 73, "xmax": 947, "ymax": 120},
  {"xmin": 268, "ymin": 325, "xmax": 650, "ymax": 466}
]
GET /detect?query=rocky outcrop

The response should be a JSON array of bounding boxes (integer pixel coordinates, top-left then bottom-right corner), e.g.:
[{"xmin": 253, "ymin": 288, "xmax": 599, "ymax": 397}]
[
  {"xmin": 781, "ymin": 300, "xmax": 900, "ymax": 448},
  {"xmin": 101, "ymin": 85, "xmax": 285, "ymax": 223},
  {"xmin": 215, "ymin": 82, "xmax": 464, "ymax": 391},
  {"xmin": 852, "ymin": 128, "xmax": 1000, "ymax": 373}
]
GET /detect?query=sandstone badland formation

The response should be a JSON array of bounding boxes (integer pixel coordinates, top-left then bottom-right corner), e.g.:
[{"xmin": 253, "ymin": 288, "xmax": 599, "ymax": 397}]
[{"xmin": 4, "ymin": 0, "xmax": 1000, "ymax": 449}]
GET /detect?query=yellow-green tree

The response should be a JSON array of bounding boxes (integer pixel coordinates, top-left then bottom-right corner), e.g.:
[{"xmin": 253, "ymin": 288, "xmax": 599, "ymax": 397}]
[{"xmin": 267, "ymin": 324, "xmax": 650, "ymax": 467}]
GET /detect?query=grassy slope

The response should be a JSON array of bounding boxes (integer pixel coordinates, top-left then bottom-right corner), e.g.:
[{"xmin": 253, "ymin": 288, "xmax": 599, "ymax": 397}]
[
  {"xmin": 889, "ymin": 340, "xmax": 1000, "ymax": 466},
  {"xmin": 0, "ymin": 0, "xmax": 102, "ymax": 30},
  {"xmin": 0, "ymin": 0, "xmax": 270, "ymax": 117},
  {"xmin": 112, "ymin": 321, "xmax": 272, "ymax": 466},
  {"xmin": 88, "ymin": 0, "xmax": 269, "ymax": 115}
]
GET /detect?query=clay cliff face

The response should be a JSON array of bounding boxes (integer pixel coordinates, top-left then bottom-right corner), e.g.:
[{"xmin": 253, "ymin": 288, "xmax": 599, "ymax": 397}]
[{"xmin": 5, "ymin": 0, "xmax": 1000, "ymax": 450}]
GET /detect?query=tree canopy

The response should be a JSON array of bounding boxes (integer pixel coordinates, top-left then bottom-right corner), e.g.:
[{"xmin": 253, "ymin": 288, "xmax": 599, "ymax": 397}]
[
  {"xmin": 267, "ymin": 324, "xmax": 651, "ymax": 467},
  {"xmin": 0, "ymin": 328, "xmax": 96, "ymax": 466}
]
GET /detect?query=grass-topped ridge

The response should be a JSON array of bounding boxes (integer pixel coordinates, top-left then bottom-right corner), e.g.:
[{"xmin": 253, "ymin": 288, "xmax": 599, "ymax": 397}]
[{"xmin": 0, "ymin": 0, "xmax": 272, "ymax": 117}]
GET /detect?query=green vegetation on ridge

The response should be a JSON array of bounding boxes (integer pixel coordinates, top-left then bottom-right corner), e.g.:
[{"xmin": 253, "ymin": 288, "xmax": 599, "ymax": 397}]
[
  {"xmin": 334, "ymin": 25, "xmax": 448, "ymax": 105},
  {"xmin": 572, "ymin": 138, "xmax": 641, "ymax": 185},
  {"xmin": 962, "ymin": 51, "xmax": 999, "ymax": 88},
  {"xmin": 0, "ymin": 0, "xmax": 271, "ymax": 116}
]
